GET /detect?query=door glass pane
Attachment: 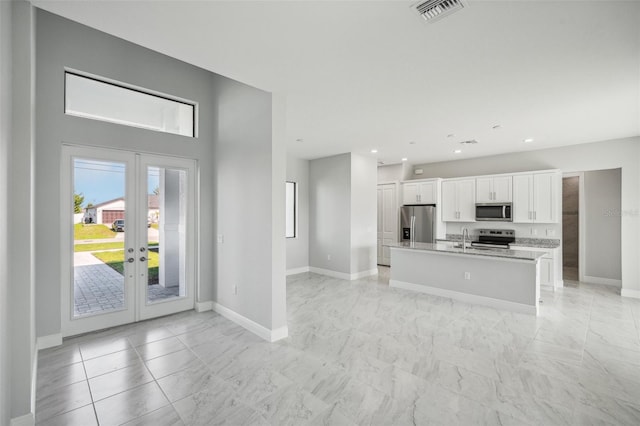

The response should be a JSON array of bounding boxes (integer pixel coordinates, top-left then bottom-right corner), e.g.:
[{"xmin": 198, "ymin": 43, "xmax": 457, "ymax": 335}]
[
  {"xmin": 73, "ymin": 158, "xmax": 126, "ymax": 317},
  {"xmin": 147, "ymin": 166, "xmax": 187, "ymax": 303}
]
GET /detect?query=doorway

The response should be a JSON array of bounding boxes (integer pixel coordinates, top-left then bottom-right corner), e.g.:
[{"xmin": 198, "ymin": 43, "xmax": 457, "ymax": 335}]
[
  {"xmin": 562, "ymin": 175, "xmax": 580, "ymax": 282},
  {"xmin": 61, "ymin": 145, "xmax": 197, "ymax": 337}
]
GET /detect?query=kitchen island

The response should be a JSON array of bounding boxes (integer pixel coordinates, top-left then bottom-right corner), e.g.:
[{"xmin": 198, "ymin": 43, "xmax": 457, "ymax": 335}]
[{"xmin": 386, "ymin": 242, "xmax": 545, "ymax": 315}]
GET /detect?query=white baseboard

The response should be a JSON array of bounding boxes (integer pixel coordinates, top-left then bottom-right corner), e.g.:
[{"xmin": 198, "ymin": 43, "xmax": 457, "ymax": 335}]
[
  {"xmin": 309, "ymin": 266, "xmax": 378, "ymax": 281},
  {"xmin": 351, "ymin": 268, "xmax": 378, "ymax": 280},
  {"xmin": 621, "ymin": 288, "xmax": 640, "ymax": 299},
  {"xmin": 286, "ymin": 266, "xmax": 310, "ymax": 276},
  {"xmin": 10, "ymin": 412, "xmax": 34, "ymax": 426},
  {"xmin": 389, "ymin": 279, "xmax": 537, "ymax": 315},
  {"xmin": 195, "ymin": 301, "xmax": 213, "ymax": 312},
  {"xmin": 212, "ymin": 302, "xmax": 288, "ymax": 342},
  {"xmin": 583, "ymin": 275, "xmax": 622, "ymax": 287},
  {"xmin": 36, "ymin": 333, "xmax": 62, "ymax": 350}
]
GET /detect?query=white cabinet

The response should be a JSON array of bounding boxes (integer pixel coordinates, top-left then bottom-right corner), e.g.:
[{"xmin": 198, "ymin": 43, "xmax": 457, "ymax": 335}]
[
  {"xmin": 513, "ymin": 172, "xmax": 559, "ymax": 223},
  {"xmin": 511, "ymin": 245, "xmax": 561, "ymax": 289},
  {"xmin": 539, "ymin": 258, "xmax": 554, "ymax": 287},
  {"xmin": 402, "ymin": 180, "xmax": 436, "ymax": 205},
  {"xmin": 476, "ymin": 176, "xmax": 512, "ymax": 203},
  {"xmin": 442, "ymin": 179, "xmax": 475, "ymax": 222}
]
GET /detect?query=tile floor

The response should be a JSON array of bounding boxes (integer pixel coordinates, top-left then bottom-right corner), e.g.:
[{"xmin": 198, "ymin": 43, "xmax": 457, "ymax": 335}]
[{"xmin": 37, "ymin": 268, "xmax": 640, "ymax": 425}]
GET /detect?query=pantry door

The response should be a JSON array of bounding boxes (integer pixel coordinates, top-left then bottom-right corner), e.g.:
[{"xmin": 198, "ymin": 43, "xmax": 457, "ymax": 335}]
[{"xmin": 61, "ymin": 145, "xmax": 196, "ymax": 337}]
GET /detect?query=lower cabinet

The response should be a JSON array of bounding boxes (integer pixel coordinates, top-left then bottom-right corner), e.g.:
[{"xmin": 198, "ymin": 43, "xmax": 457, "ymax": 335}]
[{"xmin": 511, "ymin": 245, "xmax": 561, "ymax": 289}]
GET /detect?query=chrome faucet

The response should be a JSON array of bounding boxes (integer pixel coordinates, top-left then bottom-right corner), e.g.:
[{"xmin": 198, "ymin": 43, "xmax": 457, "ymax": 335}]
[{"xmin": 462, "ymin": 228, "xmax": 470, "ymax": 251}]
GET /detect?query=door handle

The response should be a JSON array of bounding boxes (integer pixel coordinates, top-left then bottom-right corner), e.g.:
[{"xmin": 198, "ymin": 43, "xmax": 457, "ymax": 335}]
[
  {"xmin": 140, "ymin": 247, "xmax": 146, "ymax": 252},
  {"xmin": 128, "ymin": 248, "xmax": 134, "ymax": 253},
  {"xmin": 127, "ymin": 258, "xmax": 135, "ymax": 263},
  {"xmin": 140, "ymin": 256, "xmax": 147, "ymax": 262}
]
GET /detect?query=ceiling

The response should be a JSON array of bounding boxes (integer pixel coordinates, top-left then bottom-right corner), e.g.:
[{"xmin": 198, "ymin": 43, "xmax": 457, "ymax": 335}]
[{"xmin": 33, "ymin": 0, "xmax": 640, "ymax": 165}]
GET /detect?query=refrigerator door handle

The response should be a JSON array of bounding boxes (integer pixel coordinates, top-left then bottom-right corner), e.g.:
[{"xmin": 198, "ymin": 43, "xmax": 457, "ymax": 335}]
[{"xmin": 411, "ymin": 216, "xmax": 415, "ymax": 243}]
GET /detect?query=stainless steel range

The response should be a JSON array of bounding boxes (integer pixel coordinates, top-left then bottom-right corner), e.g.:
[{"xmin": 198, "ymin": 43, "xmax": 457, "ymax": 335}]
[{"xmin": 471, "ymin": 229, "xmax": 515, "ymax": 249}]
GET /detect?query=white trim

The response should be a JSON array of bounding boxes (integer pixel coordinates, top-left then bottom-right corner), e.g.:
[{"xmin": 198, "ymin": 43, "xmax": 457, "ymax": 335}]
[
  {"xmin": 555, "ymin": 279, "xmax": 564, "ymax": 289},
  {"xmin": 583, "ymin": 276, "xmax": 622, "ymax": 287},
  {"xmin": 212, "ymin": 302, "xmax": 289, "ymax": 342},
  {"xmin": 309, "ymin": 266, "xmax": 378, "ymax": 281},
  {"xmin": 389, "ymin": 279, "xmax": 538, "ymax": 315},
  {"xmin": 270, "ymin": 326, "xmax": 289, "ymax": 342},
  {"xmin": 621, "ymin": 288, "xmax": 640, "ymax": 299},
  {"xmin": 36, "ymin": 333, "xmax": 62, "ymax": 350},
  {"xmin": 195, "ymin": 301, "xmax": 213, "ymax": 312},
  {"xmin": 286, "ymin": 266, "xmax": 310, "ymax": 276},
  {"xmin": 351, "ymin": 268, "xmax": 378, "ymax": 279},
  {"xmin": 309, "ymin": 267, "xmax": 352, "ymax": 280},
  {"xmin": 10, "ymin": 413, "xmax": 34, "ymax": 426}
]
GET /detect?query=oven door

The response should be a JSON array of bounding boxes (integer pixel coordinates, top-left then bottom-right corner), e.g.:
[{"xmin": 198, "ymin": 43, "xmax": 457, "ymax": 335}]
[{"xmin": 475, "ymin": 204, "xmax": 512, "ymax": 221}]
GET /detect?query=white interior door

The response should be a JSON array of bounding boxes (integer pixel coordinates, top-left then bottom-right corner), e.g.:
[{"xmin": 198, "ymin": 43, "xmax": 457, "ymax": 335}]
[
  {"xmin": 61, "ymin": 145, "xmax": 196, "ymax": 337},
  {"xmin": 377, "ymin": 183, "xmax": 397, "ymax": 266}
]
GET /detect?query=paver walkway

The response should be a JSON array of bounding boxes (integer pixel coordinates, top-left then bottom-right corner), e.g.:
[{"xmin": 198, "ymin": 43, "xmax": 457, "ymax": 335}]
[{"xmin": 73, "ymin": 252, "xmax": 179, "ymax": 316}]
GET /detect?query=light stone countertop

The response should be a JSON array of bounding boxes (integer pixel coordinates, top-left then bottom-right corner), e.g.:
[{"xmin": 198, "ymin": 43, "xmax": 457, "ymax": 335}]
[
  {"xmin": 442, "ymin": 234, "xmax": 561, "ymax": 249},
  {"xmin": 386, "ymin": 241, "xmax": 546, "ymax": 261}
]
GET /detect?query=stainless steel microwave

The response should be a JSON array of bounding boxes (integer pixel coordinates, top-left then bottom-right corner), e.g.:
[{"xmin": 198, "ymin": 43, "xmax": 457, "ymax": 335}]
[{"xmin": 475, "ymin": 203, "xmax": 512, "ymax": 221}]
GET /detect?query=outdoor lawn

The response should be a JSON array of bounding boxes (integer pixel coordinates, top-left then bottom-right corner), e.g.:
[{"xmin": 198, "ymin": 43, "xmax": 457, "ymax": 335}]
[
  {"xmin": 74, "ymin": 223, "xmax": 116, "ymax": 240},
  {"xmin": 92, "ymin": 249, "xmax": 160, "ymax": 284},
  {"xmin": 75, "ymin": 242, "xmax": 124, "ymax": 252}
]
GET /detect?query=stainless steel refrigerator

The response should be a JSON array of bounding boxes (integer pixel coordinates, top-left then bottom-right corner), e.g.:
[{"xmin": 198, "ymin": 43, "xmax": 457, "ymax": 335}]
[{"xmin": 400, "ymin": 205, "xmax": 436, "ymax": 244}]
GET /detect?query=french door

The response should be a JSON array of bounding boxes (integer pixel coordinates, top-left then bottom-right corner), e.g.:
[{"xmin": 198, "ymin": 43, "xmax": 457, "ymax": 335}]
[{"xmin": 61, "ymin": 145, "xmax": 197, "ymax": 337}]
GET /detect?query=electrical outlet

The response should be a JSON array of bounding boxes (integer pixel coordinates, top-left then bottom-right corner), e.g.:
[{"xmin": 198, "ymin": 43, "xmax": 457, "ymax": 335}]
[
  {"xmin": 327, "ymin": 254, "xmax": 331, "ymax": 261},
  {"xmin": 546, "ymin": 229, "xmax": 556, "ymax": 237},
  {"xmin": 531, "ymin": 228, "xmax": 538, "ymax": 236},
  {"xmin": 217, "ymin": 234, "xmax": 224, "ymax": 243},
  {"xmin": 464, "ymin": 272, "xmax": 471, "ymax": 280}
]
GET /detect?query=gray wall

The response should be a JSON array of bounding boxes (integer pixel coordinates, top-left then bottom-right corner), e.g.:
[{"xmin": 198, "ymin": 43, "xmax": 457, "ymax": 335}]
[
  {"xmin": 408, "ymin": 137, "xmax": 640, "ymax": 294},
  {"xmin": 35, "ymin": 9, "xmax": 285, "ymax": 337},
  {"xmin": 309, "ymin": 153, "xmax": 352, "ymax": 274},
  {"xmin": 350, "ymin": 154, "xmax": 378, "ymax": 274},
  {"xmin": 584, "ymin": 169, "xmax": 622, "ymax": 280},
  {"xmin": 286, "ymin": 155, "xmax": 310, "ymax": 271},
  {"xmin": 0, "ymin": 1, "xmax": 11, "ymax": 423},
  {"xmin": 212, "ymin": 73, "xmax": 282, "ymax": 329},
  {"xmin": 10, "ymin": 1, "xmax": 37, "ymax": 422}
]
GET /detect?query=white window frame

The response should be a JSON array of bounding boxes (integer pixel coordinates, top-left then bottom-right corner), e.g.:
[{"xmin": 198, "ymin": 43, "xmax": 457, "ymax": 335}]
[
  {"xmin": 285, "ymin": 181, "xmax": 297, "ymax": 238},
  {"xmin": 64, "ymin": 69, "xmax": 198, "ymax": 138}
]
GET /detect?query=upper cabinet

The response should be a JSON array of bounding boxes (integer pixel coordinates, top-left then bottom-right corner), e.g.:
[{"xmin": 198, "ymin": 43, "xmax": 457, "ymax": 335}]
[
  {"xmin": 402, "ymin": 180, "xmax": 436, "ymax": 205},
  {"xmin": 442, "ymin": 179, "xmax": 475, "ymax": 222},
  {"xmin": 476, "ymin": 176, "xmax": 512, "ymax": 203},
  {"xmin": 513, "ymin": 172, "xmax": 559, "ymax": 223}
]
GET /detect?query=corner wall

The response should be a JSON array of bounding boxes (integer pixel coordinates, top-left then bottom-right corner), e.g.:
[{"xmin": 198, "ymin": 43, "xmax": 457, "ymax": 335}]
[
  {"xmin": 584, "ymin": 168, "xmax": 622, "ymax": 281},
  {"xmin": 309, "ymin": 153, "xmax": 377, "ymax": 279},
  {"xmin": 409, "ymin": 137, "xmax": 640, "ymax": 296},
  {"xmin": 286, "ymin": 155, "xmax": 309, "ymax": 273},
  {"xmin": 350, "ymin": 154, "xmax": 377, "ymax": 276},
  {"xmin": 0, "ymin": 1, "xmax": 11, "ymax": 424},
  {"xmin": 309, "ymin": 154, "xmax": 352, "ymax": 274}
]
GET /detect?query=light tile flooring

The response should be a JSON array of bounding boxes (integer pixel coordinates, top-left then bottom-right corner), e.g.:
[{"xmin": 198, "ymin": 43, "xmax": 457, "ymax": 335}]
[{"xmin": 37, "ymin": 268, "xmax": 640, "ymax": 425}]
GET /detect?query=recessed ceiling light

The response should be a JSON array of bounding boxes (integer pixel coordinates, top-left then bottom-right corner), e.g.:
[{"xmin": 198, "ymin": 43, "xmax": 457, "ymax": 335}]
[
  {"xmin": 409, "ymin": 141, "xmax": 416, "ymax": 145},
  {"xmin": 454, "ymin": 149, "xmax": 462, "ymax": 154},
  {"xmin": 447, "ymin": 134, "xmax": 455, "ymax": 138},
  {"xmin": 523, "ymin": 138, "xmax": 534, "ymax": 143},
  {"xmin": 401, "ymin": 158, "xmax": 408, "ymax": 162},
  {"xmin": 371, "ymin": 149, "xmax": 378, "ymax": 153},
  {"xmin": 492, "ymin": 125, "xmax": 502, "ymax": 130},
  {"xmin": 295, "ymin": 138, "xmax": 304, "ymax": 142}
]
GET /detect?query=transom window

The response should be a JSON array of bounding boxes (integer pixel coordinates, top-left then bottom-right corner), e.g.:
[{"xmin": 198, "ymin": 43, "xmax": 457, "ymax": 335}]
[{"xmin": 65, "ymin": 71, "xmax": 196, "ymax": 137}]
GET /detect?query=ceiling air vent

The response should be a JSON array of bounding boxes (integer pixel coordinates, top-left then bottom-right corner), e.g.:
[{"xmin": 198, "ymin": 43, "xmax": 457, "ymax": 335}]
[
  {"xmin": 460, "ymin": 139, "xmax": 478, "ymax": 145},
  {"xmin": 414, "ymin": 0, "xmax": 465, "ymax": 23}
]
